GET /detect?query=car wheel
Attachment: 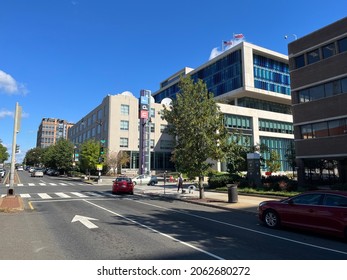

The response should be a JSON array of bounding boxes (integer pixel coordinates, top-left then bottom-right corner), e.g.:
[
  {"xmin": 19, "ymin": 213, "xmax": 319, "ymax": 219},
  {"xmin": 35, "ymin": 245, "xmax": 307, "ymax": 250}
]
[
  {"xmin": 150, "ymin": 181, "xmax": 155, "ymax": 186},
  {"xmin": 130, "ymin": 191, "xmax": 134, "ymax": 195},
  {"xmin": 133, "ymin": 181, "xmax": 137, "ymax": 185},
  {"xmin": 263, "ymin": 210, "xmax": 280, "ymax": 228}
]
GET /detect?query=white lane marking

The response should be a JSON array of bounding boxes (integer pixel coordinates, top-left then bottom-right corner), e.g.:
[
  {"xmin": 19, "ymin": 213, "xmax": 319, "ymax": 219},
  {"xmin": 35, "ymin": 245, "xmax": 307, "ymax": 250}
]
[
  {"xmin": 83, "ymin": 199, "xmax": 224, "ymax": 260},
  {"xmin": 20, "ymin": 194, "xmax": 31, "ymax": 198},
  {"xmin": 70, "ymin": 192, "xmax": 89, "ymax": 198},
  {"xmin": 28, "ymin": 183, "xmax": 35, "ymax": 186},
  {"xmin": 55, "ymin": 192, "xmax": 71, "ymax": 198},
  {"xmin": 39, "ymin": 183, "xmax": 46, "ymax": 186},
  {"xmin": 17, "ymin": 184, "xmax": 24, "ymax": 187},
  {"xmin": 71, "ymin": 215, "xmax": 99, "ymax": 229},
  {"xmin": 38, "ymin": 193, "xmax": 52, "ymax": 199},
  {"xmin": 49, "ymin": 183, "xmax": 57, "ymax": 186},
  {"xmin": 59, "ymin": 183, "xmax": 67, "ymax": 186},
  {"xmin": 85, "ymin": 192, "xmax": 104, "ymax": 197},
  {"xmin": 131, "ymin": 198, "xmax": 347, "ymax": 256}
]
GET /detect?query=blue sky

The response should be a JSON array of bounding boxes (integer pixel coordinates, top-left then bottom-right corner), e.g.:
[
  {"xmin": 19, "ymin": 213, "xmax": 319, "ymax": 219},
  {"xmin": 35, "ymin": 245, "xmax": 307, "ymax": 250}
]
[{"xmin": 0, "ymin": 0, "xmax": 346, "ymax": 163}]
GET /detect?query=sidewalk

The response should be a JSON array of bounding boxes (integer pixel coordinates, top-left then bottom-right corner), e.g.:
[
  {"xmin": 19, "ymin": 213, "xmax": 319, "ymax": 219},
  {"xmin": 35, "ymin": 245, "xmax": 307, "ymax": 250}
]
[{"xmin": 133, "ymin": 182, "xmax": 281, "ymax": 214}]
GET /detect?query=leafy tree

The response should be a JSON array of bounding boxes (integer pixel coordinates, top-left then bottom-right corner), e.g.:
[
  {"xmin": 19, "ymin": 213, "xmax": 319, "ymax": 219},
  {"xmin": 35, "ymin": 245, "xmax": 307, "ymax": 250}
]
[
  {"xmin": 24, "ymin": 147, "xmax": 45, "ymax": 166},
  {"xmin": 0, "ymin": 141, "xmax": 9, "ymax": 163},
  {"xmin": 79, "ymin": 139, "xmax": 100, "ymax": 177},
  {"xmin": 266, "ymin": 150, "xmax": 281, "ymax": 173},
  {"xmin": 49, "ymin": 139, "xmax": 74, "ymax": 173},
  {"xmin": 285, "ymin": 141, "xmax": 296, "ymax": 175},
  {"xmin": 162, "ymin": 76, "xmax": 228, "ymax": 198},
  {"xmin": 225, "ymin": 134, "xmax": 249, "ymax": 174}
]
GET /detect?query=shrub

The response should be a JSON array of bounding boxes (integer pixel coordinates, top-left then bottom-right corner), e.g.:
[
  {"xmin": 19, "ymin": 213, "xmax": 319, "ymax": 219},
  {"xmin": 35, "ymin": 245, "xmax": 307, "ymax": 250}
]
[{"xmin": 208, "ymin": 173, "xmax": 243, "ymax": 189}]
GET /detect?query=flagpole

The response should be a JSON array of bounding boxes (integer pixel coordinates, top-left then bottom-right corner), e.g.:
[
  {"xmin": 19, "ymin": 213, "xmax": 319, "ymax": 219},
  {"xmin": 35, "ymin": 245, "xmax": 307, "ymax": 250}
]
[{"xmin": 221, "ymin": 40, "xmax": 224, "ymax": 52}]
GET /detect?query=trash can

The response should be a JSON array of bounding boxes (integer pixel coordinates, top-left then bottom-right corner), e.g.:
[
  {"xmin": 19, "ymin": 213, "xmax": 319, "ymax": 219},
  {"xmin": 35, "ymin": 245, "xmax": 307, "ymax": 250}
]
[{"xmin": 227, "ymin": 184, "xmax": 238, "ymax": 203}]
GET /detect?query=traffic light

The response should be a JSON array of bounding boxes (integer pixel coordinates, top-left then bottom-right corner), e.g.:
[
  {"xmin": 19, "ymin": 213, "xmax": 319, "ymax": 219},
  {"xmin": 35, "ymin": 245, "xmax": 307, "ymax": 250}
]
[
  {"xmin": 100, "ymin": 147, "xmax": 104, "ymax": 155},
  {"xmin": 15, "ymin": 145, "xmax": 20, "ymax": 153}
]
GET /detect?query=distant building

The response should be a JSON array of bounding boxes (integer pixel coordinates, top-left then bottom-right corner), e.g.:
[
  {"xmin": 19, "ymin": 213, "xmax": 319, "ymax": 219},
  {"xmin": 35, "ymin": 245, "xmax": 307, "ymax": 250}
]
[
  {"xmin": 288, "ymin": 17, "xmax": 347, "ymax": 185},
  {"xmin": 36, "ymin": 118, "xmax": 74, "ymax": 148},
  {"xmin": 68, "ymin": 92, "xmax": 174, "ymax": 175},
  {"xmin": 153, "ymin": 41, "xmax": 294, "ymax": 172}
]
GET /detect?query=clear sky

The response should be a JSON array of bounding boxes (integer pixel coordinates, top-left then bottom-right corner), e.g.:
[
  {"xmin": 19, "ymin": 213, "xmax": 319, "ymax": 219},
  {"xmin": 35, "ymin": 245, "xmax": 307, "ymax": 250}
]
[{"xmin": 0, "ymin": 0, "xmax": 346, "ymax": 163}]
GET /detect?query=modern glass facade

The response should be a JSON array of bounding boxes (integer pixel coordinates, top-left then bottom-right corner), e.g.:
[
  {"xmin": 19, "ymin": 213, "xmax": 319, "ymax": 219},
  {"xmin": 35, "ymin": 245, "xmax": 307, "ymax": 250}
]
[
  {"xmin": 154, "ymin": 50, "xmax": 243, "ymax": 102},
  {"xmin": 260, "ymin": 137, "xmax": 294, "ymax": 171},
  {"xmin": 237, "ymin": 97, "xmax": 292, "ymax": 114},
  {"xmin": 253, "ymin": 54, "xmax": 291, "ymax": 95},
  {"xmin": 259, "ymin": 119, "xmax": 293, "ymax": 135}
]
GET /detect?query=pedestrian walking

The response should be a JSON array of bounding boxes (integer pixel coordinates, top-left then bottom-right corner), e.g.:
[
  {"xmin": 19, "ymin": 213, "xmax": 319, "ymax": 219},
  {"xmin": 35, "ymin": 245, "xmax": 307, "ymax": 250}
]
[{"xmin": 177, "ymin": 174, "xmax": 183, "ymax": 192}]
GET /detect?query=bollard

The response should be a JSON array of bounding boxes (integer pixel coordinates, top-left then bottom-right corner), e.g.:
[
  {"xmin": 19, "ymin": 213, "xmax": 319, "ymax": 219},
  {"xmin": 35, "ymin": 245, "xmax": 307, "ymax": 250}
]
[
  {"xmin": 227, "ymin": 184, "xmax": 238, "ymax": 203},
  {"xmin": 7, "ymin": 188, "xmax": 14, "ymax": 196}
]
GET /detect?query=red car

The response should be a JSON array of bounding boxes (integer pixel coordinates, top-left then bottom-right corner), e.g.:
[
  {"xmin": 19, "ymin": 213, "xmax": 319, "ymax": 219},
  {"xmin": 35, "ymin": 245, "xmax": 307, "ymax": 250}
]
[
  {"xmin": 112, "ymin": 177, "xmax": 134, "ymax": 195},
  {"xmin": 258, "ymin": 190, "xmax": 347, "ymax": 239}
]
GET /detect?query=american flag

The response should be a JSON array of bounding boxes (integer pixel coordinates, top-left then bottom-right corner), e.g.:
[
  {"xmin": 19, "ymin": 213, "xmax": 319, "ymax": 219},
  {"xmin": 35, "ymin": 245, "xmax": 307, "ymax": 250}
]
[
  {"xmin": 223, "ymin": 40, "xmax": 233, "ymax": 46},
  {"xmin": 234, "ymin": 33, "xmax": 244, "ymax": 39}
]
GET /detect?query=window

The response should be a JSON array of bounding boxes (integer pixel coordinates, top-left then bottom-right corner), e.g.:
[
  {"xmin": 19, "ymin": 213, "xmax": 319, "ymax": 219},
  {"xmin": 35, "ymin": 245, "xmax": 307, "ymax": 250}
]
[
  {"xmin": 341, "ymin": 78, "xmax": 347, "ymax": 93},
  {"xmin": 307, "ymin": 49, "xmax": 320, "ymax": 65},
  {"xmin": 322, "ymin": 43, "xmax": 336, "ymax": 59},
  {"xmin": 301, "ymin": 124, "xmax": 312, "ymax": 139},
  {"xmin": 150, "ymin": 123, "xmax": 155, "ymax": 133},
  {"xmin": 120, "ymin": 137, "xmax": 128, "ymax": 147},
  {"xmin": 160, "ymin": 124, "xmax": 168, "ymax": 133},
  {"xmin": 328, "ymin": 119, "xmax": 346, "ymax": 136},
  {"xmin": 324, "ymin": 195, "xmax": 347, "ymax": 207},
  {"xmin": 309, "ymin": 84, "xmax": 324, "ymax": 100},
  {"xmin": 294, "ymin": 54, "xmax": 305, "ymax": 69},
  {"xmin": 338, "ymin": 37, "xmax": 347, "ymax": 53},
  {"xmin": 121, "ymin": 104, "xmax": 129, "ymax": 115},
  {"xmin": 312, "ymin": 122, "xmax": 329, "ymax": 138},
  {"xmin": 120, "ymin": 120, "xmax": 129, "ymax": 131},
  {"xmin": 150, "ymin": 108, "xmax": 155, "ymax": 118},
  {"xmin": 160, "ymin": 140, "xmax": 174, "ymax": 149},
  {"xmin": 291, "ymin": 194, "xmax": 322, "ymax": 205}
]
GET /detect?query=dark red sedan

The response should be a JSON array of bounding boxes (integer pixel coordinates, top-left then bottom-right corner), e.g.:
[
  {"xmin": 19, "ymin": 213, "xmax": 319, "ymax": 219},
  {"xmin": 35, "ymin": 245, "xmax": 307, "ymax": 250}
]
[
  {"xmin": 258, "ymin": 190, "xmax": 347, "ymax": 239},
  {"xmin": 112, "ymin": 177, "xmax": 134, "ymax": 195}
]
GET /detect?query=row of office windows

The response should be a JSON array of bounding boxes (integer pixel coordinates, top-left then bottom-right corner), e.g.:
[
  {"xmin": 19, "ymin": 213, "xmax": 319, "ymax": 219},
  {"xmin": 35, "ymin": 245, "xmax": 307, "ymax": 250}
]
[
  {"xmin": 224, "ymin": 114, "xmax": 252, "ymax": 130},
  {"xmin": 297, "ymin": 76, "xmax": 347, "ymax": 103},
  {"xmin": 253, "ymin": 55, "xmax": 291, "ymax": 96},
  {"xmin": 153, "ymin": 51, "xmax": 243, "ymax": 103},
  {"xmin": 260, "ymin": 137, "xmax": 294, "ymax": 171},
  {"xmin": 259, "ymin": 119, "xmax": 293, "ymax": 134},
  {"xmin": 119, "ymin": 137, "xmax": 174, "ymax": 150},
  {"xmin": 236, "ymin": 97, "xmax": 292, "ymax": 114},
  {"xmin": 294, "ymin": 36, "xmax": 347, "ymax": 69},
  {"xmin": 300, "ymin": 118, "xmax": 347, "ymax": 139}
]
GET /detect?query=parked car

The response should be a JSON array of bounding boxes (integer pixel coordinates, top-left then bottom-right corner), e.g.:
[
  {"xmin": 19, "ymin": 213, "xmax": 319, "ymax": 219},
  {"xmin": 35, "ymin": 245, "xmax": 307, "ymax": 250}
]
[
  {"xmin": 31, "ymin": 168, "xmax": 44, "ymax": 177},
  {"xmin": 112, "ymin": 177, "xmax": 134, "ymax": 194},
  {"xmin": 258, "ymin": 190, "xmax": 347, "ymax": 239},
  {"xmin": 0, "ymin": 168, "xmax": 6, "ymax": 178},
  {"xmin": 17, "ymin": 166, "xmax": 24, "ymax": 171},
  {"xmin": 132, "ymin": 175, "xmax": 158, "ymax": 186}
]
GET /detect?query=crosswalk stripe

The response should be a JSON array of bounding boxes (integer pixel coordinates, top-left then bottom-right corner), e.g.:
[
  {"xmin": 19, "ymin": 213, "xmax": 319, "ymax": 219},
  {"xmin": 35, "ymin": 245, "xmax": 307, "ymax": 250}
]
[
  {"xmin": 39, "ymin": 183, "xmax": 46, "ymax": 186},
  {"xmin": 38, "ymin": 193, "xmax": 52, "ymax": 199},
  {"xmin": 70, "ymin": 192, "xmax": 89, "ymax": 198},
  {"xmin": 1, "ymin": 194, "xmax": 5, "ymax": 198},
  {"xmin": 55, "ymin": 192, "xmax": 71, "ymax": 198},
  {"xmin": 59, "ymin": 183, "xmax": 67, "ymax": 186},
  {"xmin": 28, "ymin": 183, "xmax": 35, "ymax": 186},
  {"xmin": 17, "ymin": 184, "xmax": 24, "ymax": 187},
  {"xmin": 49, "ymin": 183, "xmax": 57, "ymax": 186},
  {"xmin": 20, "ymin": 194, "xmax": 31, "ymax": 198},
  {"xmin": 85, "ymin": 191, "xmax": 104, "ymax": 197}
]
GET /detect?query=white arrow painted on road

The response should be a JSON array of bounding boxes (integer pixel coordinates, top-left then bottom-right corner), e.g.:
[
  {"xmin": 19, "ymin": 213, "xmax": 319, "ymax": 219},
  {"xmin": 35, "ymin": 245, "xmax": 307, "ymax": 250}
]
[{"xmin": 71, "ymin": 215, "xmax": 99, "ymax": 229}]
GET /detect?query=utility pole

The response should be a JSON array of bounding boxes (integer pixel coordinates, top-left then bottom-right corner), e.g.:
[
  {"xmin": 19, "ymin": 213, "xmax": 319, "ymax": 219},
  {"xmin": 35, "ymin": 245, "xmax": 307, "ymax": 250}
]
[{"xmin": 9, "ymin": 102, "xmax": 22, "ymax": 195}]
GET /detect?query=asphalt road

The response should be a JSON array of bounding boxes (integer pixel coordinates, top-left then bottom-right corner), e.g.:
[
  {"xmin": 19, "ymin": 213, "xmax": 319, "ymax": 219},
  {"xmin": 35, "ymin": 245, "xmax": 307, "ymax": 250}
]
[{"xmin": 1, "ymin": 171, "xmax": 347, "ymax": 260}]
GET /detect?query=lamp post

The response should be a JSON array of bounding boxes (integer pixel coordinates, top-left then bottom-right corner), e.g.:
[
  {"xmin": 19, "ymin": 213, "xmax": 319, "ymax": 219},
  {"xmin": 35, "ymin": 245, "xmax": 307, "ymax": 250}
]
[{"xmin": 96, "ymin": 120, "xmax": 104, "ymax": 183}]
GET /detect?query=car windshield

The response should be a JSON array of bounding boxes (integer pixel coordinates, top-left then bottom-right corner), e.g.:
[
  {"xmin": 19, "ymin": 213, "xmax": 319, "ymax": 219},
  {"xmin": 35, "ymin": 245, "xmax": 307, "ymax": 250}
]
[{"xmin": 116, "ymin": 177, "xmax": 131, "ymax": 182}]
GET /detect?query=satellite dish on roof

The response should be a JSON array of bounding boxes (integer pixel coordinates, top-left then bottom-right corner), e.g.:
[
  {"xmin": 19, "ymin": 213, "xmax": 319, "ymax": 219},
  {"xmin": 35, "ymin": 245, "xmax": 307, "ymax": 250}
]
[
  {"xmin": 161, "ymin": 98, "xmax": 172, "ymax": 106},
  {"xmin": 150, "ymin": 96, "xmax": 155, "ymax": 103},
  {"xmin": 120, "ymin": 91, "xmax": 133, "ymax": 96}
]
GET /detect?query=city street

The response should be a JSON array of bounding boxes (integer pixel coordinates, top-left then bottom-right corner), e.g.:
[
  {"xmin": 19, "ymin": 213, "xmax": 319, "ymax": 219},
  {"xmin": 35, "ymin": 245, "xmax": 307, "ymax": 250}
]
[{"xmin": 1, "ymin": 171, "xmax": 347, "ymax": 260}]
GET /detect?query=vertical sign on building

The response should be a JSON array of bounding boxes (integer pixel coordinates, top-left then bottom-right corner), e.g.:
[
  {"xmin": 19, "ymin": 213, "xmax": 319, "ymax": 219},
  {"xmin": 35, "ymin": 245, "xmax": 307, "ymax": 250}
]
[{"xmin": 139, "ymin": 90, "xmax": 151, "ymax": 175}]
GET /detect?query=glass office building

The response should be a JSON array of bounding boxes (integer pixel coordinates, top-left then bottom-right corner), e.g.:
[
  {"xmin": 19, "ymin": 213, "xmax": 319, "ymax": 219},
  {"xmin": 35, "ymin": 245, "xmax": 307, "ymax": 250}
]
[{"xmin": 153, "ymin": 42, "xmax": 294, "ymax": 172}]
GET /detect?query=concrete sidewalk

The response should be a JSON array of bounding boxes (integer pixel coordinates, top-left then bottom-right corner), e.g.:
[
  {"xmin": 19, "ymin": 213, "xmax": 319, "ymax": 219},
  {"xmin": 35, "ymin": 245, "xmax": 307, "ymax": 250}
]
[{"xmin": 133, "ymin": 182, "xmax": 281, "ymax": 214}]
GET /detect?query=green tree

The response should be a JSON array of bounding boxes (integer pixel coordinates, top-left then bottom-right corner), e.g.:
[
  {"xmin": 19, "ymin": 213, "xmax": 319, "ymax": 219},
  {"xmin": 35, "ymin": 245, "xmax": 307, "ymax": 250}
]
[
  {"xmin": 225, "ymin": 134, "xmax": 249, "ymax": 174},
  {"xmin": 79, "ymin": 139, "xmax": 100, "ymax": 177},
  {"xmin": 50, "ymin": 139, "xmax": 74, "ymax": 173},
  {"xmin": 24, "ymin": 147, "xmax": 45, "ymax": 166},
  {"xmin": 266, "ymin": 150, "xmax": 281, "ymax": 173},
  {"xmin": 162, "ymin": 76, "xmax": 228, "ymax": 198},
  {"xmin": 0, "ymin": 141, "xmax": 9, "ymax": 163},
  {"xmin": 106, "ymin": 150, "xmax": 130, "ymax": 175}
]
